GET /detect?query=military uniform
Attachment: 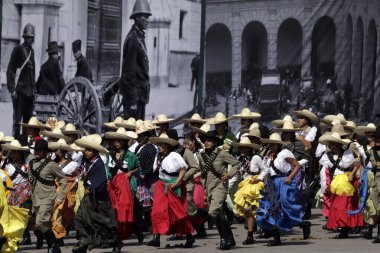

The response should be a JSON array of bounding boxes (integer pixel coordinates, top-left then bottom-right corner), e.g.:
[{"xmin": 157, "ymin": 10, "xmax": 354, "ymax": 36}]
[
  {"xmin": 75, "ymin": 54, "xmax": 92, "ymax": 82},
  {"xmin": 36, "ymin": 57, "xmax": 65, "ymax": 95},
  {"xmin": 28, "ymin": 158, "xmax": 67, "ymax": 233}
]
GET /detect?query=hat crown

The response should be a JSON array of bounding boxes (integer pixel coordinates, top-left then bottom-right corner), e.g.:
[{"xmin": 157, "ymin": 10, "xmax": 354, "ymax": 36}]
[
  {"xmin": 282, "ymin": 115, "xmax": 293, "ymax": 122},
  {"xmin": 249, "ymin": 122, "xmax": 260, "ymax": 130},
  {"xmin": 240, "ymin": 108, "xmax": 251, "ymax": 116},
  {"xmin": 156, "ymin": 114, "xmax": 169, "ymax": 122},
  {"xmin": 52, "ymin": 128, "xmax": 64, "ymax": 135},
  {"xmin": 239, "ymin": 136, "xmax": 252, "ymax": 145},
  {"xmin": 9, "ymin": 140, "xmax": 23, "ymax": 148},
  {"xmin": 367, "ymin": 123, "xmax": 376, "ymax": 129},
  {"xmin": 86, "ymin": 134, "xmax": 102, "ymax": 145},
  {"xmin": 248, "ymin": 127, "xmax": 261, "ymax": 137},
  {"xmin": 282, "ymin": 121, "xmax": 295, "ymax": 130},
  {"xmin": 215, "ymin": 112, "xmax": 227, "ymax": 121},
  {"xmin": 56, "ymin": 139, "xmax": 68, "ymax": 145},
  {"xmin": 65, "ymin": 123, "xmax": 77, "ymax": 131},
  {"xmin": 28, "ymin": 116, "xmax": 41, "ymax": 126},
  {"xmin": 337, "ymin": 113, "xmax": 346, "ymax": 121},
  {"xmin": 346, "ymin": 121, "xmax": 357, "ymax": 128},
  {"xmin": 130, "ymin": 0, "xmax": 152, "ymax": 18},
  {"xmin": 331, "ymin": 132, "xmax": 342, "ymax": 140},
  {"xmin": 126, "ymin": 117, "xmax": 136, "ymax": 125},
  {"xmin": 200, "ymin": 123, "xmax": 211, "ymax": 132},
  {"xmin": 114, "ymin": 116, "xmax": 124, "ymax": 124},
  {"xmin": 136, "ymin": 123, "xmax": 149, "ymax": 134},
  {"xmin": 269, "ymin": 133, "xmax": 282, "ymax": 142},
  {"xmin": 23, "ymin": 23, "xmax": 36, "ymax": 37},
  {"xmin": 144, "ymin": 120, "xmax": 156, "ymax": 129},
  {"xmin": 191, "ymin": 113, "xmax": 202, "ymax": 120},
  {"xmin": 331, "ymin": 123, "xmax": 346, "ymax": 134}
]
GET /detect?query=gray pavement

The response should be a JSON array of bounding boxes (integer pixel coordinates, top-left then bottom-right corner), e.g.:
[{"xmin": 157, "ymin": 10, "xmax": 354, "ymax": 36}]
[{"xmin": 17, "ymin": 208, "xmax": 380, "ymax": 253}]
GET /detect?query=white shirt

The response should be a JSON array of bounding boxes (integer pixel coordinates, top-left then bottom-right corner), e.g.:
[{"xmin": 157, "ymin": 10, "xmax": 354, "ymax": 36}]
[
  {"xmin": 156, "ymin": 152, "xmax": 188, "ymax": 181},
  {"xmin": 315, "ymin": 143, "xmax": 327, "ymax": 158},
  {"xmin": 129, "ymin": 142, "xmax": 139, "ymax": 153},
  {"xmin": 261, "ymin": 149, "xmax": 295, "ymax": 178},
  {"xmin": 319, "ymin": 149, "xmax": 355, "ymax": 176},
  {"xmin": 5, "ymin": 163, "xmax": 28, "ymax": 186},
  {"xmin": 297, "ymin": 126, "xmax": 317, "ymax": 142},
  {"xmin": 61, "ymin": 161, "xmax": 78, "ymax": 176}
]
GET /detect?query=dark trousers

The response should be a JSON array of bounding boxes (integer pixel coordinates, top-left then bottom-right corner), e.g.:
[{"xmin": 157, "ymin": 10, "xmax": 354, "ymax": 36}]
[
  {"xmin": 12, "ymin": 92, "xmax": 34, "ymax": 138},
  {"xmin": 123, "ymin": 100, "xmax": 146, "ymax": 120}
]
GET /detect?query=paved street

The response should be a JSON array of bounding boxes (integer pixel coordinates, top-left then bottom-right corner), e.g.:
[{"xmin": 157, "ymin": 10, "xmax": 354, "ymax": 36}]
[{"xmin": 17, "ymin": 208, "xmax": 379, "ymax": 253}]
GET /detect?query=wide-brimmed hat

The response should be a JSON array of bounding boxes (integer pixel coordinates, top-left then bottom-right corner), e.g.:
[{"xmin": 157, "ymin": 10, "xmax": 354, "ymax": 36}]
[
  {"xmin": 271, "ymin": 115, "xmax": 300, "ymax": 128},
  {"xmin": 273, "ymin": 121, "xmax": 300, "ymax": 133},
  {"xmin": 245, "ymin": 127, "xmax": 262, "ymax": 139},
  {"xmin": 42, "ymin": 128, "xmax": 72, "ymax": 142},
  {"xmin": 0, "ymin": 131, "xmax": 14, "ymax": 143},
  {"xmin": 115, "ymin": 117, "xmax": 136, "ymax": 130},
  {"xmin": 321, "ymin": 114, "xmax": 347, "ymax": 126},
  {"xmin": 144, "ymin": 120, "xmax": 159, "ymax": 130},
  {"xmin": 325, "ymin": 123, "xmax": 351, "ymax": 137},
  {"xmin": 241, "ymin": 122, "xmax": 260, "ymax": 133},
  {"xmin": 233, "ymin": 108, "xmax": 261, "ymax": 119},
  {"xmin": 70, "ymin": 143, "xmax": 85, "ymax": 152},
  {"xmin": 232, "ymin": 136, "xmax": 261, "ymax": 150},
  {"xmin": 190, "ymin": 123, "xmax": 211, "ymax": 135},
  {"xmin": 199, "ymin": 131, "xmax": 224, "ymax": 146},
  {"xmin": 355, "ymin": 123, "xmax": 377, "ymax": 136},
  {"xmin": 75, "ymin": 134, "xmax": 108, "ymax": 154},
  {"xmin": 104, "ymin": 116, "xmax": 124, "ymax": 130},
  {"xmin": 136, "ymin": 122, "xmax": 151, "ymax": 135},
  {"xmin": 20, "ymin": 116, "xmax": 44, "ymax": 129},
  {"xmin": 1, "ymin": 140, "xmax": 29, "ymax": 151},
  {"xmin": 261, "ymin": 133, "xmax": 289, "ymax": 145},
  {"xmin": 105, "ymin": 127, "xmax": 138, "ymax": 140},
  {"xmin": 318, "ymin": 132, "xmax": 351, "ymax": 146},
  {"xmin": 46, "ymin": 41, "xmax": 59, "ymax": 54},
  {"xmin": 43, "ymin": 117, "xmax": 65, "ymax": 130},
  {"xmin": 207, "ymin": 112, "xmax": 231, "ymax": 125},
  {"xmin": 153, "ymin": 114, "xmax": 174, "ymax": 124},
  {"xmin": 149, "ymin": 133, "xmax": 178, "ymax": 147},
  {"xmin": 183, "ymin": 113, "xmax": 206, "ymax": 124},
  {"xmin": 62, "ymin": 123, "xmax": 84, "ymax": 135},
  {"xmin": 344, "ymin": 121, "xmax": 357, "ymax": 131},
  {"xmin": 294, "ymin": 109, "xmax": 319, "ymax": 123},
  {"xmin": 48, "ymin": 139, "xmax": 73, "ymax": 152}
]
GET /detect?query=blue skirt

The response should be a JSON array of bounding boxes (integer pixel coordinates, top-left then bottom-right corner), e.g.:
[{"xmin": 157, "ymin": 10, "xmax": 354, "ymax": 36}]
[{"xmin": 257, "ymin": 176, "xmax": 303, "ymax": 231}]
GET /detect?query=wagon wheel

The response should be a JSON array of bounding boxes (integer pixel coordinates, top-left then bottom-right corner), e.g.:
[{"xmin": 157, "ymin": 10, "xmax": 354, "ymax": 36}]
[
  {"xmin": 109, "ymin": 93, "xmax": 124, "ymax": 122},
  {"xmin": 56, "ymin": 77, "xmax": 102, "ymax": 134}
]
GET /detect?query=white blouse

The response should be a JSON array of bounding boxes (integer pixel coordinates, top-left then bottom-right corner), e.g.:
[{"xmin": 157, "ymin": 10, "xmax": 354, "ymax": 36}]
[
  {"xmin": 156, "ymin": 152, "xmax": 188, "ymax": 180},
  {"xmin": 5, "ymin": 163, "xmax": 28, "ymax": 186},
  {"xmin": 262, "ymin": 149, "xmax": 295, "ymax": 177},
  {"xmin": 61, "ymin": 161, "xmax": 78, "ymax": 176},
  {"xmin": 319, "ymin": 149, "xmax": 355, "ymax": 176}
]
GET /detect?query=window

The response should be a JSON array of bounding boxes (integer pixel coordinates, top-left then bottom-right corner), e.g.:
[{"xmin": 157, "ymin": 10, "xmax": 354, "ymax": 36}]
[
  {"xmin": 154, "ymin": 37, "xmax": 157, "ymax": 48},
  {"xmin": 179, "ymin": 10, "xmax": 187, "ymax": 39}
]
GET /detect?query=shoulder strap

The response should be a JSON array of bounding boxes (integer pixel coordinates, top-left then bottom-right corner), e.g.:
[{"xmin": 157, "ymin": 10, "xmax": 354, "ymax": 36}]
[
  {"xmin": 29, "ymin": 159, "xmax": 55, "ymax": 186},
  {"xmin": 201, "ymin": 149, "xmax": 222, "ymax": 178},
  {"xmin": 326, "ymin": 151, "xmax": 343, "ymax": 181}
]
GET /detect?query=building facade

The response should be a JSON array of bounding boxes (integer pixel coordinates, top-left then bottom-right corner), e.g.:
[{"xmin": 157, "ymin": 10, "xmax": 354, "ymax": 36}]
[{"xmin": 206, "ymin": 0, "xmax": 380, "ymax": 116}]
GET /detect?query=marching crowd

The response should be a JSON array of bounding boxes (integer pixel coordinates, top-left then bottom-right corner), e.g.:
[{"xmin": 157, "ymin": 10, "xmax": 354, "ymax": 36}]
[{"xmin": 0, "ymin": 108, "xmax": 379, "ymax": 253}]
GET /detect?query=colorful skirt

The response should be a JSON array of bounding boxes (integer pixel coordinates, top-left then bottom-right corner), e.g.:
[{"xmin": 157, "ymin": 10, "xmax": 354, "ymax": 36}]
[
  {"xmin": 234, "ymin": 177, "xmax": 264, "ymax": 218},
  {"xmin": 8, "ymin": 181, "xmax": 31, "ymax": 209},
  {"xmin": 193, "ymin": 177, "xmax": 205, "ymax": 209},
  {"xmin": 257, "ymin": 176, "xmax": 303, "ymax": 231}
]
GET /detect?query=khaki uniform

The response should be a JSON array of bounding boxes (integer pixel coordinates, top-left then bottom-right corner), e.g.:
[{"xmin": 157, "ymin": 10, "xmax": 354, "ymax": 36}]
[
  {"xmin": 368, "ymin": 148, "xmax": 380, "ymax": 214},
  {"xmin": 29, "ymin": 158, "xmax": 67, "ymax": 233},
  {"xmin": 182, "ymin": 148, "xmax": 199, "ymax": 216},
  {"xmin": 199, "ymin": 149, "xmax": 239, "ymax": 218}
]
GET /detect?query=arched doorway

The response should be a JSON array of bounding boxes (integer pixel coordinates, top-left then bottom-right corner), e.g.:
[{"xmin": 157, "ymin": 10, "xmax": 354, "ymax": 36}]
[
  {"xmin": 311, "ymin": 16, "xmax": 336, "ymax": 91},
  {"xmin": 241, "ymin": 21, "xmax": 268, "ymax": 91},
  {"xmin": 205, "ymin": 23, "xmax": 232, "ymax": 95},
  {"xmin": 277, "ymin": 18, "xmax": 303, "ymax": 94},
  {"xmin": 352, "ymin": 17, "xmax": 364, "ymax": 96},
  {"xmin": 345, "ymin": 14, "xmax": 353, "ymax": 85}
]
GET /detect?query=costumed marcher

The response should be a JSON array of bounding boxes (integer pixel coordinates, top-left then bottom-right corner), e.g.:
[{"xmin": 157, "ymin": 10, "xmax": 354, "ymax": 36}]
[
  {"xmin": 72, "ymin": 40, "xmax": 92, "ymax": 82},
  {"xmin": 146, "ymin": 133, "xmax": 194, "ymax": 248},
  {"xmin": 36, "ymin": 41, "xmax": 65, "ymax": 95},
  {"xmin": 103, "ymin": 116, "xmax": 124, "ymax": 131},
  {"xmin": 198, "ymin": 131, "xmax": 239, "ymax": 250},
  {"xmin": 318, "ymin": 132, "xmax": 363, "ymax": 239},
  {"xmin": 120, "ymin": 0, "xmax": 151, "ymax": 120},
  {"xmin": 42, "ymin": 128, "xmax": 72, "ymax": 144},
  {"xmin": 61, "ymin": 123, "xmax": 84, "ymax": 163},
  {"xmin": 183, "ymin": 113, "xmax": 206, "ymax": 129},
  {"xmin": 19, "ymin": 116, "xmax": 44, "ymax": 156},
  {"xmin": 29, "ymin": 139, "xmax": 67, "ymax": 253},
  {"xmin": 115, "ymin": 117, "xmax": 138, "ymax": 152},
  {"xmin": 0, "ymin": 132, "xmax": 14, "ymax": 163},
  {"xmin": 153, "ymin": 114, "xmax": 173, "ymax": 136},
  {"xmin": 104, "ymin": 128, "xmax": 144, "ymax": 243},
  {"xmin": 233, "ymin": 108, "xmax": 261, "ymax": 140},
  {"xmin": 256, "ymin": 133, "xmax": 310, "ymax": 246},
  {"xmin": 48, "ymin": 139, "xmax": 78, "ymax": 246},
  {"xmin": 6, "ymin": 23, "xmax": 36, "ymax": 138},
  {"xmin": 72, "ymin": 135, "xmax": 122, "ymax": 253},
  {"xmin": 232, "ymin": 136, "xmax": 265, "ymax": 245}
]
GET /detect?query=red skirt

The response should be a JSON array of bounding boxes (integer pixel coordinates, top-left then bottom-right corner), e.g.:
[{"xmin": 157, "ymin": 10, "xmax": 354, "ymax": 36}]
[
  {"xmin": 193, "ymin": 177, "xmax": 205, "ymax": 209},
  {"xmin": 151, "ymin": 180, "xmax": 194, "ymax": 235}
]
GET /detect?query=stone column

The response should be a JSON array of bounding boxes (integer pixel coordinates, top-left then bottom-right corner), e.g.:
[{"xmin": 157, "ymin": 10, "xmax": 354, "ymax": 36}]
[
  {"xmin": 267, "ymin": 8, "xmax": 277, "ymax": 70},
  {"xmin": 301, "ymin": 23, "xmax": 312, "ymax": 78},
  {"xmin": 231, "ymin": 9, "xmax": 241, "ymax": 90},
  {"xmin": 374, "ymin": 26, "xmax": 380, "ymax": 117},
  {"xmin": 334, "ymin": 15, "xmax": 347, "ymax": 90}
]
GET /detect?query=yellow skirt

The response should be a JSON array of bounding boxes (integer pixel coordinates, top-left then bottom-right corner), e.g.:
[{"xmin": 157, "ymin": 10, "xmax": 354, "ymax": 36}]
[
  {"xmin": 330, "ymin": 174, "xmax": 355, "ymax": 197},
  {"xmin": 74, "ymin": 180, "xmax": 85, "ymax": 213},
  {"xmin": 234, "ymin": 177, "xmax": 264, "ymax": 218}
]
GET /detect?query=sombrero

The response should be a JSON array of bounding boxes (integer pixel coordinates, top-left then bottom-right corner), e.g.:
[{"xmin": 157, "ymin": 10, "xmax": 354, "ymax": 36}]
[
  {"xmin": 115, "ymin": 117, "xmax": 137, "ymax": 130},
  {"xmin": 190, "ymin": 123, "xmax": 211, "ymax": 135},
  {"xmin": 153, "ymin": 114, "xmax": 174, "ymax": 124},
  {"xmin": 70, "ymin": 143, "xmax": 85, "ymax": 152},
  {"xmin": 0, "ymin": 131, "xmax": 14, "ymax": 143},
  {"xmin": 43, "ymin": 117, "xmax": 65, "ymax": 130},
  {"xmin": 325, "ymin": 123, "xmax": 351, "ymax": 137},
  {"xmin": 149, "ymin": 133, "xmax": 178, "ymax": 146},
  {"xmin": 48, "ymin": 139, "xmax": 73, "ymax": 152},
  {"xmin": 241, "ymin": 122, "xmax": 260, "ymax": 133},
  {"xmin": 321, "ymin": 114, "xmax": 347, "ymax": 126},
  {"xmin": 260, "ymin": 133, "xmax": 289, "ymax": 145},
  {"xmin": 273, "ymin": 121, "xmax": 300, "ymax": 132},
  {"xmin": 207, "ymin": 112, "xmax": 231, "ymax": 125},
  {"xmin": 355, "ymin": 123, "xmax": 377, "ymax": 136},
  {"xmin": 105, "ymin": 127, "xmax": 138, "ymax": 140},
  {"xmin": 271, "ymin": 115, "xmax": 300, "ymax": 128},
  {"xmin": 232, "ymin": 136, "xmax": 261, "ymax": 150},
  {"xmin": 1, "ymin": 140, "xmax": 30, "ymax": 151},
  {"xmin": 344, "ymin": 121, "xmax": 357, "ymax": 131},
  {"xmin": 199, "ymin": 131, "xmax": 223, "ymax": 146},
  {"xmin": 42, "ymin": 128, "xmax": 72, "ymax": 142},
  {"xmin": 318, "ymin": 132, "xmax": 351, "ymax": 146},
  {"xmin": 136, "ymin": 122, "xmax": 151, "ymax": 135},
  {"xmin": 20, "ymin": 116, "xmax": 44, "ymax": 129},
  {"xmin": 104, "ymin": 116, "xmax": 124, "ymax": 129},
  {"xmin": 183, "ymin": 113, "xmax": 207, "ymax": 124},
  {"xmin": 143, "ymin": 120, "xmax": 158, "ymax": 130},
  {"xmin": 62, "ymin": 123, "xmax": 84, "ymax": 135},
  {"xmin": 75, "ymin": 134, "xmax": 108, "ymax": 154},
  {"xmin": 245, "ymin": 127, "xmax": 261, "ymax": 139},
  {"xmin": 233, "ymin": 108, "xmax": 261, "ymax": 119},
  {"xmin": 294, "ymin": 109, "xmax": 319, "ymax": 123}
]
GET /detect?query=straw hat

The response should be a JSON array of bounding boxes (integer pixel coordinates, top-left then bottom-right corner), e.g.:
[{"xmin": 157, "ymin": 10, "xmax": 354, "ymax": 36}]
[
  {"xmin": 144, "ymin": 120, "xmax": 158, "ymax": 130},
  {"xmin": 344, "ymin": 121, "xmax": 357, "ymax": 131},
  {"xmin": 75, "ymin": 134, "xmax": 108, "ymax": 154},
  {"xmin": 1, "ymin": 140, "xmax": 29, "ymax": 151},
  {"xmin": 152, "ymin": 114, "xmax": 173, "ymax": 124},
  {"xmin": 207, "ymin": 112, "xmax": 231, "ymax": 125},
  {"xmin": 233, "ymin": 108, "xmax": 261, "ymax": 119},
  {"xmin": 294, "ymin": 109, "xmax": 319, "ymax": 123},
  {"xmin": 261, "ymin": 133, "xmax": 289, "ymax": 145},
  {"xmin": 190, "ymin": 123, "xmax": 211, "ymax": 134},
  {"xmin": 318, "ymin": 132, "xmax": 351, "ymax": 146},
  {"xmin": 104, "ymin": 116, "xmax": 124, "ymax": 129},
  {"xmin": 149, "ymin": 133, "xmax": 178, "ymax": 146},
  {"xmin": 136, "ymin": 122, "xmax": 151, "ymax": 135},
  {"xmin": 105, "ymin": 127, "xmax": 138, "ymax": 140},
  {"xmin": 0, "ymin": 131, "xmax": 14, "ymax": 143},
  {"xmin": 325, "ymin": 123, "xmax": 350, "ymax": 137},
  {"xmin": 62, "ymin": 123, "xmax": 84, "ymax": 135},
  {"xmin": 355, "ymin": 123, "xmax": 377, "ymax": 136},
  {"xmin": 273, "ymin": 121, "xmax": 300, "ymax": 132},
  {"xmin": 115, "ymin": 117, "xmax": 136, "ymax": 130},
  {"xmin": 183, "ymin": 113, "xmax": 206, "ymax": 124},
  {"xmin": 241, "ymin": 122, "xmax": 260, "ymax": 133},
  {"xmin": 232, "ymin": 136, "xmax": 261, "ymax": 150},
  {"xmin": 321, "ymin": 114, "xmax": 347, "ymax": 126},
  {"xmin": 70, "ymin": 143, "xmax": 85, "ymax": 152},
  {"xmin": 43, "ymin": 117, "xmax": 65, "ymax": 130},
  {"xmin": 42, "ymin": 128, "xmax": 72, "ymax": 142},
  {"xmin": 245, "ymin": 127, "xmax": 261, "ymax": 139},
  {"xmin": 20, "ymin": 116, "xmax": 44, "ymax": 129},
  {"xmin": 48, "ymin": 139, "xmax": 73, "ymax": 151},
  {"xmin": 271, "ymin": 115, "xmax": 300, "ymax": 128}
]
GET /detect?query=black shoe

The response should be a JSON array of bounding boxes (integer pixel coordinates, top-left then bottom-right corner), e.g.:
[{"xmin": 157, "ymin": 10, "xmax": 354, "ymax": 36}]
[
  {"xmin": 183, "ymin": 234, "xmax": 195, "ymax": 248},
  {"xmin": 44, "ymin": 231, "xmax": 61, "ymax": 253},
  {"xmin": 361, "ymin": 225, "xmax": 373, "ymax": 239},
  {"xmin": 137, "ymin": 231, "xmax": 144, "ymax": 243},
  {"xmin": 228, "ymin": 236, "xmax": 236, "ymax": 248},
  {"xmin": 166, "ymin": 234, "xmax": 184, "ymax": 241},
  {"xmin": 334, "ymin": 230, "xmax": 349, "ymax": 239},
  {"xmin": 19, "ymin": 229, "xmax": 32, "ymax": 245},
  {"xmin": 267, "ymin": 230, "xmax": 281, "ymax": 247},
  {"xmin": 219, "ymin": 238, "xmax": 231, "ymax": 250},
  {"xmin": 258, "ymin": 230, "xmax": 273, "ymax": 239},
  {"xmin": 372, "ymin": 235, "xmax": 380, "ymax": 243},
  {"xmin": 267, "ymin": 239, "xmax": 281, "ymax": 246},
  {"xmin": 35, "ymin": 230, "xmax": 44, "ymax": 249},
  {"xmin": 146, "ymin": 234, "xmax": 160, "ymax": 247},
  {"xmin": 72, "ymin": 244, "xmax": 87, "ymax": 253},
  {"xmin": 301, "ymin": 221, "xmax": 311, "ymax": 239},
  {"xmin": 242, "ymin": 236, "xmax": 255, "ymax": 245},
  {"xmin": 57, "ymin": 238, "xmax": 64, "ymax": 247},
  {"xmin": 111, "ymin": 241, "xmax": 123, "ymax": 253},
  {"xmin": 194, "ymin": 224, "xmax": 207, "ymax": 239}
]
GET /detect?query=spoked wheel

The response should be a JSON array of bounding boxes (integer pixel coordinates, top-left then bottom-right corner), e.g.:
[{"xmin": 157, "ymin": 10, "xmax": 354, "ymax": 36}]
[
  {"xmin": 57, "ymin": 77, "xmax": 102, "ymax": 134},
  {"xmin": 109, "ymin": 93, "xmax": 124, "ymax": 122}
]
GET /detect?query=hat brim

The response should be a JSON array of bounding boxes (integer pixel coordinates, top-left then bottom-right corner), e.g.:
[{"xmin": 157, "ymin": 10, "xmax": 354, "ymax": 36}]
[
  {"xmin": 48, "ymin": 143, "xmax": 73, "ymax": 152},
  {"xmin": 207, "ymin": 118, "xmax": 232, "ymax": 125},
  {"xmin": 325, "ymin": 131, "xmax": 351, "ymax": 137},
  {"xmin": 61, "ymin": 130, "xmax": 84, "ymax": 135},
  {"xmin": 152, "ymin": 119, "xmax": 174, "ymax": 124},
  {"xmin": 294, "ymin": 111, "xmax": 319, "ymax": 123},
  {"xmin": 1, "ymin": 144, "xmax": 30, "ymax": 151},
  {"xmin": 273, "ymin": 128, "xmax": 300, "ymax": 133},
  {"xmin": 231, "ymin": 142, "xmax": 261, "ymax": 150},
  {"xmin": 0, "ymin": 137, "xmax": 14, "ymax": 143},
  {"xmin": 103, "ymin": 123, "xmax": 118, "ymax": 129},
  {"xmin": 321, "ymin": 115, "xmax": 347, "ymax": 126},
  {"xmin": 42, "ymin": 131, "xmax": 72, "ymax": 142},
  {"xmin": 260, "ymin": 139, "xmax": 289, "ymax": 145},
  {"xmin": 20, "ymin": 123, "xmax": 44, "ymax": 129},
  {"xmin": 355, "ymin": 127, "xmax": 376, "ymax": 136},
  {"xmin": 183, "ymin": 119, "xmax": 207, "ymax": 124},
  {"xmin": 115, "ymin": 123, "xmax": 136, "ymax": 130},
  {"xmin": 130, "ymin": 12, "xmax": 152, "ymax": 19},
  {"xmin": 232, "ymin": 113, "xmax": 261, "ymax": 119},
  {"xmin": 104, "ymin": 132, "xmax": 137, "ymax": 140},
  {"xmin": 319, "ymin": 135, "xmax": 351, "ymax": 146},
  {"xmin": 149, "ymin": 137, "xmax": 178, "ymax": 146},
  {"xmin": 75, "ymin": 139, "xmax": 108, "ymax": 154},
  {"xmin": 199, "ymin": 136, "xmax": 223, "ymax": 146},
  {"xmin": 190, "ymin": 126, "xmax": 207, "ymax": 134},
  {"xmin": 271, "ymin": 120, "xmax": 300, "ymax": 128},
  {"xmin": 244, "ymin": 133, "xmax": 262, "ymax": 139},
  {"xmin": 343, "ymin": 125, "xmax": 356, "ymax": 131}
]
